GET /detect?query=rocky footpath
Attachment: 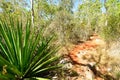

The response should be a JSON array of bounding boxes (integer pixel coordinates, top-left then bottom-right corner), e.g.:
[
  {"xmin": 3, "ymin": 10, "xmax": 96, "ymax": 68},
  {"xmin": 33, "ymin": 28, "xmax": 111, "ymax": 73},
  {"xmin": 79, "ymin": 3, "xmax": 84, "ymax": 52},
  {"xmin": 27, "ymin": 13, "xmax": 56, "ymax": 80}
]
[{"xmin": 53, "ymin": 34, "xmax": 119, "ymax": 80}]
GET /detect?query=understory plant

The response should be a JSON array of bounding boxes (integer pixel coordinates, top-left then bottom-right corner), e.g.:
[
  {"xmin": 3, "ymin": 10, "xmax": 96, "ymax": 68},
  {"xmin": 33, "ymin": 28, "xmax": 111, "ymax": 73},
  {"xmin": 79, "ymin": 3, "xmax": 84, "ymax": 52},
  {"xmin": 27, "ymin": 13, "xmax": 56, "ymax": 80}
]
[{"xmin": 0, "ymin": 17, "xmax": 61, "ymax": 80}]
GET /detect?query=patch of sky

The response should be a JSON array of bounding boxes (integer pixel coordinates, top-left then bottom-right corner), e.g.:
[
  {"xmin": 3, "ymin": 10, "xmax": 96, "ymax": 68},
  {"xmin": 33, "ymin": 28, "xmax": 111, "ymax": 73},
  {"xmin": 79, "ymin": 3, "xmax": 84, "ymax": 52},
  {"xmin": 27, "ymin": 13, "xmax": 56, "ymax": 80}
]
[
  {"xmin": 101, "ymin": 6, "xmax": 106, "ymax": 13},
  {"xmin": 72, "ymin": 0, "xmax": 82, "ymax": 12},
  {"xmin": 47, "ymin": 0, "xmax": 59, "ymax": 5},
  {"xmin": 100, "ymin": 0, "xmax": 106, "ymax": 13},
  {"xmin": 0, "ymin": 8, "xmax": 2, "ymax": 12},
  {"xmin": 100, "ymin": 0, "xmax": 105, "ymax": 4}
]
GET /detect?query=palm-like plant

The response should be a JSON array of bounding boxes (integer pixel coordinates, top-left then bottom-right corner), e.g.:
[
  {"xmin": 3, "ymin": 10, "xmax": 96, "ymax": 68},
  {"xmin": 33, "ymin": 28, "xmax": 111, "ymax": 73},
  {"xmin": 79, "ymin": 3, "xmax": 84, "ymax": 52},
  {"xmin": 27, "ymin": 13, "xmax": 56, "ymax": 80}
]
[{"xmin": 0, "ymin": 17, "xmax": 61, "ymax": 80}]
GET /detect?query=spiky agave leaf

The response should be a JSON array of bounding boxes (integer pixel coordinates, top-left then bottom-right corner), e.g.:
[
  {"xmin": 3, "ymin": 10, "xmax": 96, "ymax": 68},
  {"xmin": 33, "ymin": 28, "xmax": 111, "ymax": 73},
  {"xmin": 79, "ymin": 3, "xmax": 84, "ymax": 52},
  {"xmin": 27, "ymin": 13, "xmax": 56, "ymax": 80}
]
[{"xmin": 0, "ymin": 17, "xmax": 61, "ymax": 79}]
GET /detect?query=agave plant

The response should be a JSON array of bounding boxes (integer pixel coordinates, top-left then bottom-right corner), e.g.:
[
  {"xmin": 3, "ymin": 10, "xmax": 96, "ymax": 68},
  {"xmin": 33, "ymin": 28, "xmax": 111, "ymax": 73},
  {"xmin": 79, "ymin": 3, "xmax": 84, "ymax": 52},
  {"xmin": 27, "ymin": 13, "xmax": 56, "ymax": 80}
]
[{"xmin": 0, "ymin": 17, "xmax": 61, "ymax": 80}]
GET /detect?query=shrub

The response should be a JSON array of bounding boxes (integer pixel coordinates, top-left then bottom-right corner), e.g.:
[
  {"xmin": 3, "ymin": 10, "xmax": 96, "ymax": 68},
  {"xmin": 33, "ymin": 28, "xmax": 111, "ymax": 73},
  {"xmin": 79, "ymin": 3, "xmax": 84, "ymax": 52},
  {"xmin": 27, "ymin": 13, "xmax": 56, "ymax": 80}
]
[{"xmin": 0, "ymin": 17, "xmax": 61, "ymax": 80}]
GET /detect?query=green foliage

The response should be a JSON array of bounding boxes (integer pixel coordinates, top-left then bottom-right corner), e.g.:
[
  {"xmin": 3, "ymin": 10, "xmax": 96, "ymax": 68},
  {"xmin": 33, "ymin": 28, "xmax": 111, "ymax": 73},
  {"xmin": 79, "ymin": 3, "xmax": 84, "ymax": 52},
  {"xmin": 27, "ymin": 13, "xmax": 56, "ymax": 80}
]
[
  {"xmin": 100, "ymin": 0, "xmax": 120, "ymax": 42},
  {"xmin": 101, "ymin": 14, "xmax": 120, "ymax": 41},
  {"xmin": 0, "ymin": 17, "xmax": 61, "ymax": 80},
  {"xmin": 0, "ymin": 1, "xmax": 14, "ymax": 13},
  {"xmin": 0, "ymin": 0, "xmax": 120, "ymax": 79},
  {"xmin": 70, "ymin": 0, "xmax": 101, "ymax": 42}
]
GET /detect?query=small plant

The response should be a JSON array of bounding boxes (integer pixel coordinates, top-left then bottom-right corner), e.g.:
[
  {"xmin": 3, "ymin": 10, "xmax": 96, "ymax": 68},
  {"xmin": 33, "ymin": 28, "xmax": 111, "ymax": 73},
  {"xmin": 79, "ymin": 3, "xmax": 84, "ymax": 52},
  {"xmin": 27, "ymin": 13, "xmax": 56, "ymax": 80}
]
[{"xmin": 0, "ymin": 17, "xmax": 61, "ymax": 80}]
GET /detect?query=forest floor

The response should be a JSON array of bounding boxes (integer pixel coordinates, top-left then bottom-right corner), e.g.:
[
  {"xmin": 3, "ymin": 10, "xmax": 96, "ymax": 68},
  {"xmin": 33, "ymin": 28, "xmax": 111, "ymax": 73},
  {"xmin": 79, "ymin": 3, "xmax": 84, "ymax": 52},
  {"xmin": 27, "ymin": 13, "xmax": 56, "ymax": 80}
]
[
  {"xmin": 57, "ymin": 46, "xmax": 115, "ymax": 80},
  {"xmin": 53, "ymin": 34, "xmax": 120, "ymax": 80}
]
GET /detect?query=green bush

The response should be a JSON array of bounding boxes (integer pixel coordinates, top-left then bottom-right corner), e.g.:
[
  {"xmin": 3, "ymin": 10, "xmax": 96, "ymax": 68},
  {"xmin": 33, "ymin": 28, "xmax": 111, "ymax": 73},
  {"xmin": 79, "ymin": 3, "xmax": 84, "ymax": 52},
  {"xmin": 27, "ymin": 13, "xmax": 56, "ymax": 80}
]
[{"xmin": 0, "ymin": 17, "xmax": 61, "ymax": 80}]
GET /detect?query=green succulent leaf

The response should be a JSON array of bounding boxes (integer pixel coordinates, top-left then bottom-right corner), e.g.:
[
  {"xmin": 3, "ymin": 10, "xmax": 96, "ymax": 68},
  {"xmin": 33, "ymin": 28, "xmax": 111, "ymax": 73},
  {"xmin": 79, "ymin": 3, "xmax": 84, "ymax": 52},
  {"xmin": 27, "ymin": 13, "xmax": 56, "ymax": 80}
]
[{"xmin": 0, "ymin": 17, "xmax": 61, "ymax": 79}]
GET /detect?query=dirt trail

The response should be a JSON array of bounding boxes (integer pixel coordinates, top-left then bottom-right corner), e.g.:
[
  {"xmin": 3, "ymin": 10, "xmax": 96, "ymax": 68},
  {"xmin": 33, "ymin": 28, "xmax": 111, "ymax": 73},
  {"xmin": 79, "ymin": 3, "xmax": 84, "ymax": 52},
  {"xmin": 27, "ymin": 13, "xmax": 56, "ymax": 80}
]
[{"xmin": 64, "ymin": 34, "xmax": 115, "ymax": 80}]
